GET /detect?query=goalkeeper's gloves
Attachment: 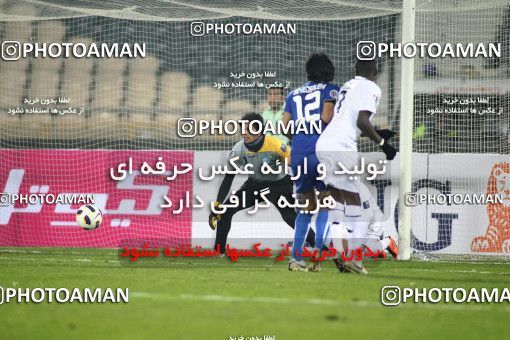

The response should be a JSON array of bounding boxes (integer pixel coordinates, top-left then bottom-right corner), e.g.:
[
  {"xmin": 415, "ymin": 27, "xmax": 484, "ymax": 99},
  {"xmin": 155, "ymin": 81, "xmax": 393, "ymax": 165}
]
[
  {"xmin": 375, "ymin": 129, "xmax": 396, "ymax": 141},
  {"xmin": 208, "ymin": 201, "xmax": 222, "ymax": 230},
  {"xmin": 379, "ymin": 139, "xmax": 397, "ymax": 160}
]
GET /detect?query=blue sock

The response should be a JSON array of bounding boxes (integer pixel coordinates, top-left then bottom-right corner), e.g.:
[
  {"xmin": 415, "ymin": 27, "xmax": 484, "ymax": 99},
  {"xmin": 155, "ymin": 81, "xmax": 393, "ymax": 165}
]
[
  {"xmin": 315, "ymin": 209, "xmax": 329, "ymax": 250},
  {"xmin": 292, "ymin": 213, "xmax": 311, "ymax": 261}
]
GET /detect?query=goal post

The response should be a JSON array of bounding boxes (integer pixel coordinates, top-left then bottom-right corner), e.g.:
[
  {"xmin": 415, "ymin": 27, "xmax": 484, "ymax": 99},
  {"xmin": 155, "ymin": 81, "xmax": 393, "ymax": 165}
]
[{"xmin": 398, "ymin": 0, "xmax": 416, "ymax": 261}]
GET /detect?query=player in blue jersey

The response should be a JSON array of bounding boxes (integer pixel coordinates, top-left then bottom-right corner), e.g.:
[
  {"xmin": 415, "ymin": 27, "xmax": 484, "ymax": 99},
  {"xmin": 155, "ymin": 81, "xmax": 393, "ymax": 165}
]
[{"xmin": 282, "ymin": 53, "xmax": 340, "ymax": 271}]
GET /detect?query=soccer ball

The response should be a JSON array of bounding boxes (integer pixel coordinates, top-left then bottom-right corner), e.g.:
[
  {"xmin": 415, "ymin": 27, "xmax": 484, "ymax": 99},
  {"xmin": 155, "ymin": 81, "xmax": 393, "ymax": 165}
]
[{"xmin": 76, "ymin": 204, "xmax": 102, "ymax": 230}]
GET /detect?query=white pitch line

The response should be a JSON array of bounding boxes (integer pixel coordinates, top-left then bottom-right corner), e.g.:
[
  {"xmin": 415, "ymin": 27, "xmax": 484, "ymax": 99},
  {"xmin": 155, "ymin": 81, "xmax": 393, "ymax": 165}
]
[
  {"xmin": 131, "ymin": 291, "xmax": 377, "ymax": 307},
  {"xmin": 130, "ymin": 292, "xmax": 510, "ymax": 312},
  {"xmin": 403, "ymin": 268, "xmax": 510, "ymax": 275},
  {"xmin": 1, "ymin": 256, "xmax": 510, "ymax": 275},
  {"xmin": 0, "ymin": 257, "xmax": 94, "ymax": 262},
  {"xmin": 0, "ymin": 249, "xmax": 100, "ymax": 256},
  {"xmin": 1, "ymin": 249, "xmax": 510, "ymax": 265},
  {"xmin": 0, "ymin": 249, "xmax": 43, "ymax": 254},
  {"xmin": 1, "ymin": 252, "xmax": 510, "ymax": 275},
  {"xmin": 425, "ymin": 260, "xmax": 510, "ymax": 265},
  {"xmin": 0, "ymin": 256, "xmax": 229, "ymax": 266}
]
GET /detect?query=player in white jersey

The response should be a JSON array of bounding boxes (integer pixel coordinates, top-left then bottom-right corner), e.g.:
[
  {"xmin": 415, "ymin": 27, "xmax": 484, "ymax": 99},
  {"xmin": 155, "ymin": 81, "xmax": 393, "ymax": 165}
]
[
  {"xmin": 316, "ymin": 59, "xmax": 397, "ymax": 274},
  {"xmin": 359, "ymin": 182, "xmax": 398, "ymax": 258},
  {"xmin": 324, "ymin": 181, "xmax": 399, "ymax": 260}
]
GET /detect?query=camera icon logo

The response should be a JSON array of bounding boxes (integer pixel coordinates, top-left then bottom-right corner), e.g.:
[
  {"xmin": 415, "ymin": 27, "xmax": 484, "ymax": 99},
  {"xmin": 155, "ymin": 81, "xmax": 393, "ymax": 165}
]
[
  {"xmin": 190, "ymin": 22, "xmax": 205, "ymax": 36},
  {"xmin": 177, "ymin": 118, "xmax": 197, "ymax": 138},
  {"xmin": 381, "ymin": 286, "xmax": 401, "ymax": 306},
  {"xmin": 2, "ymin": 41, "xmax": 21, "ymax": 61},
  {"xmin": 0, "ymin": 193, "xmax": 11, "ymax": 206},
  {"xmin": 404, "ymin": 192, "xmax": 419, "ymax": 207},
  {"xmin": 357, "ymin": 41, "xmax": 376, "ymax": 60}
]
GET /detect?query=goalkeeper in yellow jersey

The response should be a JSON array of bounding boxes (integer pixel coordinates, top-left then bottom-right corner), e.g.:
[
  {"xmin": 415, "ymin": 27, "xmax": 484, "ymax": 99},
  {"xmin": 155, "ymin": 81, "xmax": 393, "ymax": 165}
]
[{"xmin": 209, "ymin": 112, "xmax": 316, "ymax": 254}]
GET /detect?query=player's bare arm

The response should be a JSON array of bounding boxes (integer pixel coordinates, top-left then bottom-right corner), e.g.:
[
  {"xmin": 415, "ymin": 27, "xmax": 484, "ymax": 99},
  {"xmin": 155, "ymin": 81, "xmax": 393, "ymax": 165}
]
[
  {"xmin": 357, "ymin": 110, "xmax": 383, "ymax": 144},
  {"xmin": 320, "ymin": 101, "xmax": 335, "ymax": 124}
]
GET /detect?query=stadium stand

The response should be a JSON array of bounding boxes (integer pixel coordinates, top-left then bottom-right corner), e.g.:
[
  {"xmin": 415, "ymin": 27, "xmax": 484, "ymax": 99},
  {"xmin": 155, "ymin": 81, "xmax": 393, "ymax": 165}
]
[{"xmin": 0, "ymin": 13, "xmax": 507, "ymax": 153}]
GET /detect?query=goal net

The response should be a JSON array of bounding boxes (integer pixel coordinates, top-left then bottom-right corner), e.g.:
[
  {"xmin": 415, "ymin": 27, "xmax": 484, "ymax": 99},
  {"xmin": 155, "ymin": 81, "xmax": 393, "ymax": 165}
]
[
  {"xmin": 0, "ymin": 0, "xmax": 508, "ymax": 257},
  {"xmin": 410, "ymin": 0, "xmax": 509, "ymax": 257}
]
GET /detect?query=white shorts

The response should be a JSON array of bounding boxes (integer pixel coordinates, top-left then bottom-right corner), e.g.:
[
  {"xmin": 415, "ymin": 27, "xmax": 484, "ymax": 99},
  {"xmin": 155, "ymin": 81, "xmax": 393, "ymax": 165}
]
[{"xmin": 316, "ymin": 149, "xmax": 360, "ymax": 193}]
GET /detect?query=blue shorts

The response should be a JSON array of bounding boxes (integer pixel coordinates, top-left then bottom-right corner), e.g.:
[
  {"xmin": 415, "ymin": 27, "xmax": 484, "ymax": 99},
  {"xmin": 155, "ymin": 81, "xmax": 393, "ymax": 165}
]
[{"xmin": 290, "ymin": 152, "xmax": 326, "ymax": 194}]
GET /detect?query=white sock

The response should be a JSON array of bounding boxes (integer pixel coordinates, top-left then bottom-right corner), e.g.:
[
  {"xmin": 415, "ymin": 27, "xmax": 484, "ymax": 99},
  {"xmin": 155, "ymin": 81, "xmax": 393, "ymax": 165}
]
[
  {"xmin": 344, "ymin": 205, "xmax": 367, "ymax": 258},
  {"xmin": 364, "ymin": 236, "xmax": 384, "ymax": 252},
  {"xmin": 381, "ymin": 237, "xmax": 391, "ymax": 250},
  {"xmin": 327, "ymin": 202, "xmax": 345, "ymax": 252}
]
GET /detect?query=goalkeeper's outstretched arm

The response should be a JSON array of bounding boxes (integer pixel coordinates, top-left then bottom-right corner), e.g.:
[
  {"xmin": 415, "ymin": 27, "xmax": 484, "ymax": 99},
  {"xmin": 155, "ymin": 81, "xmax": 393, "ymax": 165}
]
[
  {"xmin": 216, "ymin": 173, "xmax": 235, "ymax": 204},
  {"xmin": 357, "ymin": 110, "xmax": 383, "ymax": 145}
]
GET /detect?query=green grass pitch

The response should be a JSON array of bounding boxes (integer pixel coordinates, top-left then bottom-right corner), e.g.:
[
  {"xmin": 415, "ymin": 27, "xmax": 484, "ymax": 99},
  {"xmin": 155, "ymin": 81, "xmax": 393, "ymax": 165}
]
[{"xmin": 0, "ymin": 248, "xmax": 509, "ymax": 339}]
